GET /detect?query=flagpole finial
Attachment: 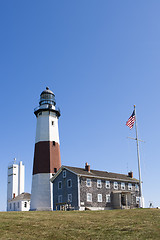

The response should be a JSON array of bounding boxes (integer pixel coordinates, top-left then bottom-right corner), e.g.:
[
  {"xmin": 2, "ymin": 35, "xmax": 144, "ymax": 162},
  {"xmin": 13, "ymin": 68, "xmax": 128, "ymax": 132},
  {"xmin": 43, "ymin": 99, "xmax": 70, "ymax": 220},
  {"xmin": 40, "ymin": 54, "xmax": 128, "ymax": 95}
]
[{"xmin": 134, "ymin": 105, "xmax": 136, "ymax": 108}]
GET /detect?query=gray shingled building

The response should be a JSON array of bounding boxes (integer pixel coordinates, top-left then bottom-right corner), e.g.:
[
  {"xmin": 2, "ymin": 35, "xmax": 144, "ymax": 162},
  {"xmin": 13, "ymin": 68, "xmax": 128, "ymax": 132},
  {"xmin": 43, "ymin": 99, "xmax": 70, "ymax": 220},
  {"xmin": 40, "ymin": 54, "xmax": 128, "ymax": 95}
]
[{"xmin": 51, "ymin": 163, "xmax": 140, "ymax": 210}]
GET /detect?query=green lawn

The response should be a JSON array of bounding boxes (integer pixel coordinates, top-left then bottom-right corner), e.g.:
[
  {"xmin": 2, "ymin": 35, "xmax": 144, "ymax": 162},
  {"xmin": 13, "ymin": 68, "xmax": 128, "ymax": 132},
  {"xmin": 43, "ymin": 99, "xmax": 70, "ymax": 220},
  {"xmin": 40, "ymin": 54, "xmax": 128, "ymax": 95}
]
[{"xmin": 0, "ymin": 209, "xmax": 159, "ymax": 240}]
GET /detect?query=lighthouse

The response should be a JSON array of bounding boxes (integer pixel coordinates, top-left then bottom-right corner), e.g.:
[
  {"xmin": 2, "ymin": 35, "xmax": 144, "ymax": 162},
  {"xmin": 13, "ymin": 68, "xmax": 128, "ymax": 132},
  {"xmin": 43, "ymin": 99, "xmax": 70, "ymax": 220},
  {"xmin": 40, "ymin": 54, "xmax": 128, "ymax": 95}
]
[{"xmin": 30, "ymin": 87, "xmax": 61, "ymax": 211}]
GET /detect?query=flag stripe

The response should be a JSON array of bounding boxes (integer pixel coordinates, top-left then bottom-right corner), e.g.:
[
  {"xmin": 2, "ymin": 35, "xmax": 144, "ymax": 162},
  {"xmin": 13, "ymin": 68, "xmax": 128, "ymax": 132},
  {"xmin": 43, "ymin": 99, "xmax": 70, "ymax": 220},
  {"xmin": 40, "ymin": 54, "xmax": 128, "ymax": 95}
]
[{"xmin": 126, "ymin": 110, "xmax": 135, "ymax": 129}]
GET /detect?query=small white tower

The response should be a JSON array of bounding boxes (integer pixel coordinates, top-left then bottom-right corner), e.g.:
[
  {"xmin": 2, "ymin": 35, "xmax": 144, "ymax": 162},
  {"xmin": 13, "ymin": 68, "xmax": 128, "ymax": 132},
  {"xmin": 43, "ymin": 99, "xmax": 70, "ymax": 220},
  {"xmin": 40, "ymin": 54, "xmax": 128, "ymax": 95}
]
[
  {"xmin": 7, "ymin": 160, "xmax": 25, "ymax": 210},
  {"xmin": 30, "ymin": 87, "xmax": 61, "ymax": 211}
]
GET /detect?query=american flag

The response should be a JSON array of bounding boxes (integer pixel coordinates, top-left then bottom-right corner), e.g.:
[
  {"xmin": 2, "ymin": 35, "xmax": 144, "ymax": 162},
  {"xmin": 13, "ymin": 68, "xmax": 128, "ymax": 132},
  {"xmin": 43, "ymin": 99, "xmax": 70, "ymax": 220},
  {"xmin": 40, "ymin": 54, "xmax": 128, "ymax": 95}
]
[{"xmin": 126, "ymin": 110, "xmax": 135, "ymax": 129}]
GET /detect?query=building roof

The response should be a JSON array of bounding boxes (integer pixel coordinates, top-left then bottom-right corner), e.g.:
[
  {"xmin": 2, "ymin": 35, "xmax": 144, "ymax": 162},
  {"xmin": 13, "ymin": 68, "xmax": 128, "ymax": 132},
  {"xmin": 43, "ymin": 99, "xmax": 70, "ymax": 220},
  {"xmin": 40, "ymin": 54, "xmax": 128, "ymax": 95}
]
[
  {"xmin": 8, "ymin": 192, "xmax": 31, "ymax": 202},
  {"xmin": 51, "ymin": 165, "xmax": 139, "ymax": 183}
]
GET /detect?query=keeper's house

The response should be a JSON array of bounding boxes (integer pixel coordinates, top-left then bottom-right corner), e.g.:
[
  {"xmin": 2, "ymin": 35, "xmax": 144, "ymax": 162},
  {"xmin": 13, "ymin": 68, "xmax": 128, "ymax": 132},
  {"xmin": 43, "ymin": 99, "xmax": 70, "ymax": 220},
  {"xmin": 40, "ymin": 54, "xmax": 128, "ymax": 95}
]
[{"xmin": 51, "ymin": 163, "xmax": 140, "ymax": 210}]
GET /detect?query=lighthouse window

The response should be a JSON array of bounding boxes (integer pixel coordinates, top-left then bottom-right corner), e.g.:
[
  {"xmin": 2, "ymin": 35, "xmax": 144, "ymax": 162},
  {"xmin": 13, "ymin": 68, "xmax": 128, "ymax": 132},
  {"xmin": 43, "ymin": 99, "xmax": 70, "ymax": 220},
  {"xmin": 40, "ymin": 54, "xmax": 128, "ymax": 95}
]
[
  {"xmin": 52, "ymin": 121, "xmax": 54, "ymax": 126},
  {"xmin": 53, "ymin": 141, "xmax": 55, "ymax": 146},
  {"xmin": 24, "ymin": 202, "xmax": 27, "ymax": 208}
]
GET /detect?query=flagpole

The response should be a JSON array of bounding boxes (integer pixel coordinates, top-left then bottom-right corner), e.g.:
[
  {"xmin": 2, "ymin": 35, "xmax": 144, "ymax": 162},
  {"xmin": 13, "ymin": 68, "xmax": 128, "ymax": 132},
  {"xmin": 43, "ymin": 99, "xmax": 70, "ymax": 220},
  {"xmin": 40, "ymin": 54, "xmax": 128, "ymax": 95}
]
[{"xmin": 134, "ymin": 105, "xmax": 143, "ymax": 208}]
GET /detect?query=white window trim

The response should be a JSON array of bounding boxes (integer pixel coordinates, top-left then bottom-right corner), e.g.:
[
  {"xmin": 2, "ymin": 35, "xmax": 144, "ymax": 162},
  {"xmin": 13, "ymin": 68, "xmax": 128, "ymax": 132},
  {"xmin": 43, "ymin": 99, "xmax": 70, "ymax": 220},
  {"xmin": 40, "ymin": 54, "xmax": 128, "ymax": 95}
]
[
  {"xmin": 63, "ymin": 170, "xmax": 66, "ymax": 178},
  {"xmin": 58, "ymin": 181, "xmax": 62, "ymax": 190},
  {"xmin": 97, "ymin": 194, "xmax": 102, "ymax": 202},
  {"xmin": 114, "ymin": 181, "xmax": 118, "ymax": 190},
  {"xmin": 105, "ymin": 181, "xmax": 110, "ymax": 189},
  {"xmin": 58, "ymin": 195, "xmax": 62, "ymax": 203},
  {"xmin": 106, "ymin": 194, "xmax": 111, "ymax": 203},
  {"xmin": 86, "ymin": 178, "xmax": 91, "ymax": 187},
  {"xmin": 97, "ymin": 180, "xmax": 102, "ymax": 188},
  {"xmin": 121, "ymin": 182, "xmax": 125, "ymax": 190},
  {"xmin": 135, "ymin": 184, "xmax": 139, "ymax": 191},
  {"xmin": 68, "ymin": 194, "xmax": 72, "ymax": 203},
  {"xmin": 128, "ymin": 183, "xmax": 132, "ymax": 190},
  {"xmin": 67, "ymin": 179, "xmax": 72, "ymax": 188},
  {"xmin": 87, "ymin": 193, "xmax": 92, "ymax": 202}
]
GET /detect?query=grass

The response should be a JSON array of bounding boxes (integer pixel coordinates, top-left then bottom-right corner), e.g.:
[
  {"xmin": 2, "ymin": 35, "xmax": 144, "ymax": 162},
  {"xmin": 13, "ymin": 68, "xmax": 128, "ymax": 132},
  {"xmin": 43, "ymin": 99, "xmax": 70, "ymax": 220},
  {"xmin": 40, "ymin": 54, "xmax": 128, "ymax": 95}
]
[{"xmin": 0, "ymin": 209, "xmax": 160, "ymax": 240}]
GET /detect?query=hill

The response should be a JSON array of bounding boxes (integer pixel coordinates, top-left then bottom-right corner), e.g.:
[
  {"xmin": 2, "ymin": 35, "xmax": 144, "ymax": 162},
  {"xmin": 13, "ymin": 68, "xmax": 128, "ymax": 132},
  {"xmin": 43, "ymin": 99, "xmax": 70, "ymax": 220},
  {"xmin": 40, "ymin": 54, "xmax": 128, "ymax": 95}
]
[{"xmin": 0, "ymin": 209, "xmax": 159, "ymax": 239}]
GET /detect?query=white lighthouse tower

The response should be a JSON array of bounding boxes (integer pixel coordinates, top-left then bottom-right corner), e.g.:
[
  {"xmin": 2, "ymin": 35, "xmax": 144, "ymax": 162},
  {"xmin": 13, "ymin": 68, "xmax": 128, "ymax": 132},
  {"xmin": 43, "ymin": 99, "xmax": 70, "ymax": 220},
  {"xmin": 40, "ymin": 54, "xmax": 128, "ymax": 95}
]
[
  {"xmin": 7, "ymin": 160, "xmax": 25, "ymax": 211},
  {"xmin": 30, "ymin": 87, "xmax": 61, "ymax": 211}
]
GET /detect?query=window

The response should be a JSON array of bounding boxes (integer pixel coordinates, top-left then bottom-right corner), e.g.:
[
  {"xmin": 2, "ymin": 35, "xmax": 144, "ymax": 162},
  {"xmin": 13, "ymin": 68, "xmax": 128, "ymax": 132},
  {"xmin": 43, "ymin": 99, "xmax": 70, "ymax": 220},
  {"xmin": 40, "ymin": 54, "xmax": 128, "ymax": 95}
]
[
  {"xmin": 53, "ymin": 141, "xmax": 55, "ymax": 146},
  {"xmin": 63, "ymin": 170, "xmax": 66, "ymax": 178},
  {"xmin": 136, "ymin": 197, "xmax": 140, "ymax": 204},
  {"xmin": 97, "ymin": 180, "xmax": 102, "ymax": 188},
  {"xmin": 58, "ymin": 181, "xmax": 62, "ymax": 189},
  {"xmin": 97, "ymin": 194, "xmax": 102, "ymax": 202},
  {"xmin": 86, "ymin": 178, "xmax": 91, "ymax": 187},
  {"xmin": 106, "ymin": 194, "xmax": 111, "ymax": 203},
  {"xmin": 121, "ymin": 182, "xmax": 125, "ymax": 190},
  {"xmin": 114, "ymin": 182, "xmax": 118, "ymax": 190},
  {"xmin": 128, "ymin": 183, "xmax": 132, "ymax": 190},
  {"xmin": 58, "ymin": 195, "xmax": 62, "ymax": 203},
  {"xmin": 106, "ymin": 181, "xmax": 110, "ymax": 189},
  {"xmin": 87, "ymin": 193, "xmax": 92, "ymax": 202},
  {"xmin": 68, "ymin": 194, "xmax": 72, "ymax": 203},
  {"xmin": 24, "ymin": 202, "xmax": 27, "ymax": 208},
  {"xmin": 67, "ymin": 179, "xmax": 72, "ymax": 188},
  {"xmin": 52, "ymin": 121, "xmax": 54, "ymax": 126},
  {"xmin": 135, "ymin": 184, "xmax": 139, "ymax": 191}
]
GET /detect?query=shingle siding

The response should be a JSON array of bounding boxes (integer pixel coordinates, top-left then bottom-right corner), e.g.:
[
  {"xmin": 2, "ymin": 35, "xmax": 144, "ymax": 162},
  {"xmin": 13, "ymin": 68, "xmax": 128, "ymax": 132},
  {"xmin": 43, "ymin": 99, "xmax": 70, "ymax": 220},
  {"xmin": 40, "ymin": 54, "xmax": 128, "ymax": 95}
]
[
  {"xmin": 53, "ymin": 169, "xmax": 79, "ymax": 210},
  {"xmin": 52, "ymin": 166, "xmax": 140, "ymax": 210},
  {"xmin": 79, "ymin": 177, "xmax": 139, "ymax": 209}
]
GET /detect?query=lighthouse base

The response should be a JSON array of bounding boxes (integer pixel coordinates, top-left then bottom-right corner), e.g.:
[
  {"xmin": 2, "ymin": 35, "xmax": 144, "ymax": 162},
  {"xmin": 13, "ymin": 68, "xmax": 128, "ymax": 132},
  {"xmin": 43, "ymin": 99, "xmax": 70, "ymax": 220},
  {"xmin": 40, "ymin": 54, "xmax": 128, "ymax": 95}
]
[{"xmin": 30, "ymin": 173, "xmax": 53, "ymax": 211}]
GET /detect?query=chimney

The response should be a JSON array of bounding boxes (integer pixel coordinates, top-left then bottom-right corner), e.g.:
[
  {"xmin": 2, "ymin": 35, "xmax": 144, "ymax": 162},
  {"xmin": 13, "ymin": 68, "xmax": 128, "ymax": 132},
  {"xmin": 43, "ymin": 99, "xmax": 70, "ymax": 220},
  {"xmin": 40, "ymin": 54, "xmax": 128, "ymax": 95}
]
[
  {"xmin": 128, "ymin": 171, "xmax": 133, "ymax": 178},
  {"xmin": 13, "ymin": 193, "xmax": 15, "ymax": 199},
  {"xmin": 85, "ymin": 162, "xmax": 90, "ymax": 172}
]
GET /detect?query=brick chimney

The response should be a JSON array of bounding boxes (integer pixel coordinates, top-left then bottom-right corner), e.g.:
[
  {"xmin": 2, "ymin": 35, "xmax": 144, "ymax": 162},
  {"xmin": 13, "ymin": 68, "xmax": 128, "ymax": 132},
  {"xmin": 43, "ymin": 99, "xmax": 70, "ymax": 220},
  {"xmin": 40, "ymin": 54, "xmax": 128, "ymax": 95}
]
[
  {"xmin": 128, "ymin": 171, "xmax": 133, "ymax": 178},
  {"xmin": 13, "ymin": 193, "xmax": 15, "ymax": 199},
  {"xmin": 85, "ymin": 162, "xmax": 90, "ymax": 172}
]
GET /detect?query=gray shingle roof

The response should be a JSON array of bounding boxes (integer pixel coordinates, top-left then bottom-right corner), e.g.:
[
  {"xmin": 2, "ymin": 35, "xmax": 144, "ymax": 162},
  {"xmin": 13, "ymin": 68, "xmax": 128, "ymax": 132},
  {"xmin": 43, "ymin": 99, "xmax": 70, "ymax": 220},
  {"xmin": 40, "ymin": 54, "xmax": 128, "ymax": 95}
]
[
  {"xmin": 51, "ymin": 165, "xmax": 139, "ymax": 183},
  {"xmin": 8, "ymin": 192, "xmax": 31, "ymax": 202}
]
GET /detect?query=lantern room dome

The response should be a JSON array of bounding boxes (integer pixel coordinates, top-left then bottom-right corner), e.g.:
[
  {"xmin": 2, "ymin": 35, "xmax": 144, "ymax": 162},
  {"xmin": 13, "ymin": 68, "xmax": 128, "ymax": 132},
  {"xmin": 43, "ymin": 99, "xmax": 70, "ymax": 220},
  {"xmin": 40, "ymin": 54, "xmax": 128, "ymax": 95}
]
[
  {"xmin": 39, "ymin": 87, "xmax": 56, "ymax": 106},
  {"xmin": 40, "ymin": 87, "xmax": 55, "ymax": 96}
]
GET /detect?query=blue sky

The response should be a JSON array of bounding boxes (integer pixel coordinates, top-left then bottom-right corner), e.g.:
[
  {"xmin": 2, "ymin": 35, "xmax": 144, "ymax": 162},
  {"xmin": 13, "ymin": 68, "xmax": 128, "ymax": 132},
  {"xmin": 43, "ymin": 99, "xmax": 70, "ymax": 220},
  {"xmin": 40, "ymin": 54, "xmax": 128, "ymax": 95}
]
[{"xmin": 0, "ymin": 0, "xmax": 160, "ymax": 211}]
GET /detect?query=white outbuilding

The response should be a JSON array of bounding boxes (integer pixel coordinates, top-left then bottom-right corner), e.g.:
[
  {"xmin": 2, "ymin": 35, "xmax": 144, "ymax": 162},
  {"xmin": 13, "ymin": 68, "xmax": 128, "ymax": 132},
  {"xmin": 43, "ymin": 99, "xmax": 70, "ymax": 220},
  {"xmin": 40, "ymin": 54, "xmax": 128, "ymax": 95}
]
[
  {"xmin": 8, "ymin": 192, "xmax": 31, "ymax": 211},
  {"xmin": 7, "ymin": 160, "xmax": 31, "ymax": 211}
]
